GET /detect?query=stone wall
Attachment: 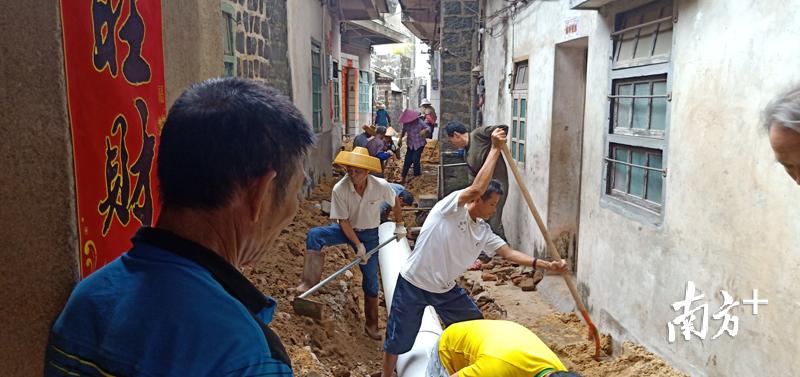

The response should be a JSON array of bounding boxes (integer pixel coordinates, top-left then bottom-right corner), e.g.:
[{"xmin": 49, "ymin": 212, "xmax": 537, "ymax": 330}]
[
  {"xmin": 226, "ymin": 0, "xmax": 292, "ymax": 98},
  {"xmin": 440, "ymin": 0, "xmax": 479, "ymax": 194}
]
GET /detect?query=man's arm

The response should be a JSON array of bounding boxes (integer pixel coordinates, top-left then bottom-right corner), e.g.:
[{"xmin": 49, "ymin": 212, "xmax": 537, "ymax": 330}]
[
  {"xmin": 457, "ymin": 127, "xmax": 506, "ymax": 206},
  {"xmin": 392, "ymin": 196, "xmax": 403, "ymax": 223},
  {"xmin": 495, "ymin": 245, "xmax": 569, "ymax": 273},
  {"xmin": 337, "ymin": 219, "xmax": 363, "ymax": 246}
]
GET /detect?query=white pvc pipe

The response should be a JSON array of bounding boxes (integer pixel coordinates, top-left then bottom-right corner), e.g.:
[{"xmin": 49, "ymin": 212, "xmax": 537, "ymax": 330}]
[{"xmin": 379, "ymin": 222, "xmax": 443, "ymax": 377}]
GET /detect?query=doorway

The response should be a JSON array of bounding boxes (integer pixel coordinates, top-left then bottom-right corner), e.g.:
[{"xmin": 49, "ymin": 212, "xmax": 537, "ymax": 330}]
[{"xmin": 548, "ymin": 38, "xmax": 588, "ymax": 272}]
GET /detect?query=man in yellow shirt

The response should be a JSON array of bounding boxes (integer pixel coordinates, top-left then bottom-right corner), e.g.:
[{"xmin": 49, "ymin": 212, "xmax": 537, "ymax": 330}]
[{"xmin": 427, "ymin": 320, "xmax": 582, "ymax": 377}]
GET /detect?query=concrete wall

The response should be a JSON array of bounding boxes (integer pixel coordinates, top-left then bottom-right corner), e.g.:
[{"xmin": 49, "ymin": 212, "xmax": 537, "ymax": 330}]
[
  {"xmin": 0, "ymin": 2, "xmax": 221, "ymax": 373},
  {"xmin": 288, "ymin": 0, "xmax": 336, "ymax": 185},
  {"xmin": 482, "ymin": 0, "xmax": 596, "ymax": 249},
  {"xmin": 0, "ymin": 3, "xmax": 78, "ymax": 375},
  {"xmin": 163, "ymin": 0, "xmax": 222, "ymax": 105},
  {"xmin": 482, "ymin": 0, "xmax": 800, "ymax": 375}
]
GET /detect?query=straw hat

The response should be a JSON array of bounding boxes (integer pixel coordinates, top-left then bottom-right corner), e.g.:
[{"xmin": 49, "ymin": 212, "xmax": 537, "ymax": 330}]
[
  {"xmin": 333, "ymin": 147, "xmax": 382, "ymax": 173},
  {"xmin": 399, "ymin": 108, "xmax": 420, "ymax": 124},
  {"xmin": 385, "ymin": 127, "xmax": 398, "ymax": 137},
  {"xmin": 419, "ymin": 98, "xmax": 431, "ymax": 106},
  {"xmin": 361, "ymin": 124, "xmax": 377, "ymax": 136}
]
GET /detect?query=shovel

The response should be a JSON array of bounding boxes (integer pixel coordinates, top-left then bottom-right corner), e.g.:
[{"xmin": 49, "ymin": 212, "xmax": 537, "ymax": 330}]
[
  {"xmin": 293, "ymin": 237, "xmax": 397, "ymax": 320},
  {"xmin": 500, "ymin": 144, "xmax": 604, "ymax": 360}
]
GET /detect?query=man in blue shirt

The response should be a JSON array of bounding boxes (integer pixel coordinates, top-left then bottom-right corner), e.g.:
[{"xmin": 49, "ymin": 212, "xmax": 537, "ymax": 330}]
[{"xmin": 44, "ymin": 78, "xmax": 314, "ymax": 376}]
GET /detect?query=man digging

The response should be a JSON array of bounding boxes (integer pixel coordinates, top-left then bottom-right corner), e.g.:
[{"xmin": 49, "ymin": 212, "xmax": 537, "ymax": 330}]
[
  {"xmin": 446, "ymin": 122, "xmax": 510, "ymax": 270},
  {"xmin": 294, "ymin": 147, "xmax": 407, "ymax": 340},
  {"xmin": 381, "ymin": 128, "xmax": 569, "ymax": 376}
]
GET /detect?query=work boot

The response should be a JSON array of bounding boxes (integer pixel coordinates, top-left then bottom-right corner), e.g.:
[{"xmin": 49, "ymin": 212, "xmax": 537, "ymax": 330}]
[
  {"xmin": 294, "ymin": 251, "xmax": 322, "ymax": 294},
  {"xmin": 364, "ymin": 296, "xmax": 381, "ymax": 340}
]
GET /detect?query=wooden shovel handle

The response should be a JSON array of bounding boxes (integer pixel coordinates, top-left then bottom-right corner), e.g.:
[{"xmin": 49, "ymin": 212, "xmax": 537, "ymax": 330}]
[{"xmin": 500, "ymin": 144, "xmax": 602, "ymax": 359}]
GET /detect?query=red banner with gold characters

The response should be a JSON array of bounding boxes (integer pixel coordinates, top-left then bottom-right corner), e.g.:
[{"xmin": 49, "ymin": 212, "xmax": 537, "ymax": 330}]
[{"xmin": 60, "ymin": 0, "xmax": 166, "ymax": 278}]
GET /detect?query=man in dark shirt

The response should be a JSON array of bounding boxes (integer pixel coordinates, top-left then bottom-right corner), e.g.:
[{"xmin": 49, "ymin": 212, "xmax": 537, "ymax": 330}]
[
  {"xmin": 446, "ymin": 122, "xmax": 509, "ymax": 241},
  {"xmin": 44, "ymin": 78, "xmax": 314, "ymax": 376}
]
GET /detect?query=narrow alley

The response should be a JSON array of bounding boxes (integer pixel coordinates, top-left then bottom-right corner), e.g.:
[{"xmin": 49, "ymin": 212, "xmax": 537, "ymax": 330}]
[{"xmin": 2, "ymin": 1, "xmax": 799, "ymax": 377}]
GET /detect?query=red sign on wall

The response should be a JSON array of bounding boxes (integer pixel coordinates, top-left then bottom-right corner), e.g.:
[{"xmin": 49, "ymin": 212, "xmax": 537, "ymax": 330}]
[{"xmin": 60, "ymin": 0, "xmax": 167, "ymax": 278}]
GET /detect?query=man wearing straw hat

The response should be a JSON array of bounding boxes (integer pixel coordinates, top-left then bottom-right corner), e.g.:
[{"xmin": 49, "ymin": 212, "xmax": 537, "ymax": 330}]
[
  {"xmin": 354, "ymin": 124, "xmax": 377, "ymax": 148},
  {"xmin": 294, "ymin": 147, "xmax": 407, "ymax": 340}
]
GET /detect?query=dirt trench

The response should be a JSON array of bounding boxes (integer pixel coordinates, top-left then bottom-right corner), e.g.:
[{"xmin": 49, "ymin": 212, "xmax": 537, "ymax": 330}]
[{"xmin": 244, "ymin": 140, "xmax": 686, "ymax": 376}]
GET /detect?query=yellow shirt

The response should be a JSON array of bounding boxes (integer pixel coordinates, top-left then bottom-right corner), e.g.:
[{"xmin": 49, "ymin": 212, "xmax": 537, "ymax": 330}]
[{"xmin": 438, "ymin": 320, "xmax": 567, "ymax": 377}]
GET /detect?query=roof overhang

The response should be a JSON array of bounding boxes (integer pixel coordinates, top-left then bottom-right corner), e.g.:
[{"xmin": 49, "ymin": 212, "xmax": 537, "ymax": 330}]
[
  {"xmin": 339, "ymin": 0, "xmax": 381, "ymax": 20},
  {"xmin": 342, "ymin": 19, "xmax": 411, "ymax": 51},
  {"xmin": 569, "ymin": 0, "xmax": 619, "ymax": 10},
  {"xmin": 373, "ymin": 66, "xmax": 395, "ymax": 79},
  {"xmin": 399, "ymin": 0, "xmax": 440, "ymax": 43}
]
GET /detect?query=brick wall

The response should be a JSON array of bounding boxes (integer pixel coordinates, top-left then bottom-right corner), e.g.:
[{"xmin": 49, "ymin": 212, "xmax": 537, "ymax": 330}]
[
  {"xmin": 440, "ymin": 0, "xmax": 479, "ymax": 194},
  {"xmin": 226, "ymin": 0, "xmax": 292, "ymax": 98}
]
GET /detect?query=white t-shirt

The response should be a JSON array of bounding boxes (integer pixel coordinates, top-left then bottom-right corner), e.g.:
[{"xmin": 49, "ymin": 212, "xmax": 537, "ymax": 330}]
[
  {"xmin": 329, "ymin": 175, "xmax": 397, "ymax": 229},
  {"xmin": 400, "ymin": 189, "xmax": 507, "ymax": 293}
]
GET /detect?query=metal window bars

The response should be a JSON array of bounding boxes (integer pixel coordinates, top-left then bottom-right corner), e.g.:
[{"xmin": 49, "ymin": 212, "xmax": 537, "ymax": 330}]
[
  {"xmin": 604, "ymin": 157, "xmax": 667, "ymax": 177},
  {"xmin": 608, "ymin": 93, "xmax": 670, "ymax": 100},
  {"xmin": 610, "ymin": 15, "xmax": 673, "ymax": 38}
]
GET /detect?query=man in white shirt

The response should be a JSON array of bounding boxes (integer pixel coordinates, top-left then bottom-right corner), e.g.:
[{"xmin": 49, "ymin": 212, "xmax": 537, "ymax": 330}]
[
  {"xmin": 294, "ymin": 147, "xmax": 406, "ymax": 340},
  {"xmin": 380, "ymin": 128, "xmax": 569, "ymax": 376}
]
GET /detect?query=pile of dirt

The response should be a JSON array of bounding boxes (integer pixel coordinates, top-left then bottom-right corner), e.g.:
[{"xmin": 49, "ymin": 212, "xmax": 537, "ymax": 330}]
[
  {"xmin": 420, "ymin": 139, "xmax": 440, "ymax": 164},
  {"xmin": 542, "ymin": 313, "xmax": 686, "ymax": 377},
  {"xmin": 465, "ymin": 261, "xmax": 688, "ymax": 376},
  {"xmin": 243, "ymin": 176, "xmax": 386, "ymax": 376},
  {"xmin": 477, "ymin": 258, "xmax": 545, "ymax": 291},
  {"xmin": 458, "ymin": 258, "xmax": 686, "ymax": 376},
  {"xmin": 403, "ymin": 164, "xmax": 438, "ymax": 196}
]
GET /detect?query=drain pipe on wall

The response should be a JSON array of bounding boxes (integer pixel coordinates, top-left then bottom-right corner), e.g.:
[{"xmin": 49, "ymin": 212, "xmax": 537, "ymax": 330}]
[{"xmin": 378, "ymin": 222, "xmax": 443, "ymax": 376}]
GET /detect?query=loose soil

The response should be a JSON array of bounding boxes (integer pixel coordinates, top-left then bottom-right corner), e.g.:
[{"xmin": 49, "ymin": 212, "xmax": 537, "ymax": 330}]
[{"xmin": 244, "ymin": 138, "xmax": 685, "ymax": 376}]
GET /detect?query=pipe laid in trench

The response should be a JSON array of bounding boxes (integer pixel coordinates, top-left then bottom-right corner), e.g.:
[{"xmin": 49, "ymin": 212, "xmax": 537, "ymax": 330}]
[{"xmin": 378, "ymin": 222, "xmax": 443, "ymax": 377}]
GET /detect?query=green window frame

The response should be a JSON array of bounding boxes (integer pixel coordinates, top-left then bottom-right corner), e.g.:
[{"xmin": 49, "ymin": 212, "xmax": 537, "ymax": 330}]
[
  {"xmin": 333, "ymin": 61, "xmax": 341, "ymax": 123},
  {"xmin": 222, "ymin": 3, "xmax": 236, "ymax": 77},
  {"xmin": 311, "ymin": 41, "xmax": 322, "ymax": 133},
  {"xmin": 608, "ymin": 144, "xmax": 664, "ymax": 213},
  {"xmin": 359, "ymin": 70, "xmax": 370, "ymax": 113},
  {"xmin": 605, "ymin": 0, "xmax": 673, "ymax": 217},
  {"xmin": 511, "ymin": 61, "xmax": 528, "ymax": 163}
]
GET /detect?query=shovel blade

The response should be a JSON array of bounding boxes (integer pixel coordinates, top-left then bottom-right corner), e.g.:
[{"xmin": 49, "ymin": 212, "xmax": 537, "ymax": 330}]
[{"xmin": 292, "ymin": 297, "xmax": 324, "ymax": 320}]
